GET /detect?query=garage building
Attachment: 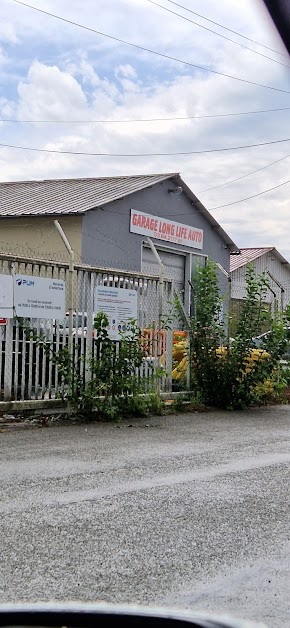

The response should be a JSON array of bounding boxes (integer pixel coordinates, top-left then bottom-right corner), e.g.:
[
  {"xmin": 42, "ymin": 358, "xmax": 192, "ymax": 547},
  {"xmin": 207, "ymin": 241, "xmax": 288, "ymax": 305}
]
[{"xmin": 0, "ymin": 172, "xmax": 239, "ymax": 308}]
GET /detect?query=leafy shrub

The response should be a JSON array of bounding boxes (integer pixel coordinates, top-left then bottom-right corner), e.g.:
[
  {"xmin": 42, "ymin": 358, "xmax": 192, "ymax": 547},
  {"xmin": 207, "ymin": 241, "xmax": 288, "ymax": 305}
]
[
  {"xmin": 48, "ymin": 312, "xmax": 162, "ymax": 421},
  {"xmin": 190, "ymin": 261, "xmax": 290, "ymax": 409}
]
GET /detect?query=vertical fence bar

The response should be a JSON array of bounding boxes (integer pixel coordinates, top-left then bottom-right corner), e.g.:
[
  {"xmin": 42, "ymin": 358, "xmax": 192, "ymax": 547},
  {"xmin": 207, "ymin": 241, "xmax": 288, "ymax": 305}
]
[
  {"xmin": 54, "ymin": 319, "xmax": 60, "ymax": 397},
  {"xmin": 12, "ymin": 327, "xmax": 17, "ymax": 402},
  {"xmin": 27, "ymin": 328, "xmax": 34, "ymax": 400},
  {"xmin": 20, "ymin": 326, "xmax": 26, "ymax": 401},
  {"xmin": 3, "ymin": 260, "xmax": 14, "ymax": 401},
  {"xmin": 0, "ymin": 326, "xmax": 5, "ymax": 400},
  {"xmin": 78, "ymin": 270, "xmax": 86, "ymax": 385},
  {"xmin": 0, "ymin": 262, "xmax": 4, "ymax": 398},
  {"xmin": 34, "ymin": 318, "xmax": 41, "ymax": 400},
  {"xmin": 47, "ymin": 345, "xmax": 53, "ymax": 399},
  {"xmin": 85, "ymin": 271, "xmax": 94, "ymax": 383},
  {"xmin": 4, "ymin": 318, "xmax": 13, "ymax": 401},
  {"xmin": 165, "ymin": 280, "xmax": 173, "ymax": 393},
  {"xmin": 41, "ymin": 340, "xmax": 47, "ymax": 399}
]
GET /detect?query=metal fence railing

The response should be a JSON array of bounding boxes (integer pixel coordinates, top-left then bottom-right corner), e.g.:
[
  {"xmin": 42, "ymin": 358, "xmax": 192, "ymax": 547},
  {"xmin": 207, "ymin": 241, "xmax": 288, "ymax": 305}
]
[
  {"xmin": 2, "ymin": 254, "xmax": 263, "ymax": 407},
  {"xmin": 0, "ymin": 253, "xmax": 175, "ymax": 404}
]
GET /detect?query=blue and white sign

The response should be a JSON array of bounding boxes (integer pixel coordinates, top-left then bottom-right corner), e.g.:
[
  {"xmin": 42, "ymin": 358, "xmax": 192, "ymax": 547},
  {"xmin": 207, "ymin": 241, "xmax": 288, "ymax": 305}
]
[
  {"xmin": 95, "ymin": 286, "xmax": 137, "ymax": 340},
  {"xmin": 14, "ymin": 275, "xmax": 65, "ymax": 319}
]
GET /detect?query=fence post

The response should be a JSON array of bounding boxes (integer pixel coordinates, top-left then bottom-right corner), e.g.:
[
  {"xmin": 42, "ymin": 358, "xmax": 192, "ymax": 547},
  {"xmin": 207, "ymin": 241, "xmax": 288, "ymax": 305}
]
[
  {"xmin": 216, "ymin": 262, "xmax": 231, "ymax": 345},
  {"xmin": 85, "ymin": 271, "xmax": 94, "ymax": 384},
  {"xmin": 4, "ymin": 319, "xmax": 13, "ymax": 401},
  {"xmin": 165, "ymin": 280, "xmax": 173, "ymax": 392},
  {"xmin": 146, "ymin": 238, "xmax": 164, "ymax": 394},
  {"xmin": 53, "ymin": 221, "xmax": 75, "ymax": 410},
  {"xmin": 53, "ymin": 221, "xmax": 75, "ymax": 359},
  {"xmin": 4, "ymin": 261, "xmax": 15, "ymax": 401},
  {"xmin": 175, "ymin": 290, "xmax": 191, "ymax": 391}
]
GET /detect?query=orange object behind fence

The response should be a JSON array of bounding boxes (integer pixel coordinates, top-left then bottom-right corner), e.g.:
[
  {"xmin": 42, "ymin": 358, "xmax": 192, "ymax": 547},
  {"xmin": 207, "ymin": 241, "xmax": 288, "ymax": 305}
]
[
  {"xmin": 141, "ymin": 329, "xmax": 187, "ymax": 357},
  {"xmin": 141, "ymin": 328, "xmax": 166, "ymax": 357},
  {"xmin": 173, "ymin": 330, "xmax": 187, "ymax": 344}
]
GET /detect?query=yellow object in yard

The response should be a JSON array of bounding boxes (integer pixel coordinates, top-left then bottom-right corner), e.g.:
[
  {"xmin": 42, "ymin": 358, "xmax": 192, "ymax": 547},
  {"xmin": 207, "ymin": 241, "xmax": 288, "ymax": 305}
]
[
  {"xmin": 172, "ymin": 356, "xmax": 188, "ymax": 380},
  {"xmin": 170, "ymin": 344, "xmax": 271, "ymax": 381},
  {"xmin": 244, "ymin": 348, "xmax": 270, "ymax": 363},
  {"xmin": 172, "ymin": 340, "xmax": 188, "ymax": 380},
  {"xmin": 216, "ymin": 346, "xmax": 228, "ymax": 357},
  {"xmin": 172, "ymin": 340, "xmax": 187, "ymax": 363}
]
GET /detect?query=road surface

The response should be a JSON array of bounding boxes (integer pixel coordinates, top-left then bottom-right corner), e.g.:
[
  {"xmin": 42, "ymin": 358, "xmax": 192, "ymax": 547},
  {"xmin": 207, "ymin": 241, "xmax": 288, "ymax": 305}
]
[{"xmin": 1, "ymin": 406, "xmax": 290, "ymax": 627}]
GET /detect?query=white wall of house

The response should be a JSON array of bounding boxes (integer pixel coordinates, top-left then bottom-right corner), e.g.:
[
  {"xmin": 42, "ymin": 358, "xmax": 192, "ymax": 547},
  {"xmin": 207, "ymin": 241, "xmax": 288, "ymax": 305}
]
[{"xmin": 231, "ymin": 251, "xmax": 290, "ymax": 311}]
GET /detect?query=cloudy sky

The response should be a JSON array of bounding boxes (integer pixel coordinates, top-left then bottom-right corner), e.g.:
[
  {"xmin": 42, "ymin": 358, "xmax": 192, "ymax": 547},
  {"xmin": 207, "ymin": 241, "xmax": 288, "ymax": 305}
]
[{"xmin": 0, "ymin": 0, "xmax": 289, "ymax": 257}]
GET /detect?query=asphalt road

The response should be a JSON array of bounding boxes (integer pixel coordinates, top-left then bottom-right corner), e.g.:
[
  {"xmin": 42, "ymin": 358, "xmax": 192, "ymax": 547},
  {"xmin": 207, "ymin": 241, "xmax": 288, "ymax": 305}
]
[{"xmin": 1, "ymin": 406, "xmax": 290, "ymax": 627}]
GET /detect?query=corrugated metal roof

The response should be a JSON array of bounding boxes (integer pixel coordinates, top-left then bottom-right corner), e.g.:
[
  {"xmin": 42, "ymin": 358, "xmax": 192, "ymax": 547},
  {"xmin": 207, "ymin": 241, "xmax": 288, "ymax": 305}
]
[
  {"xmin": 230, "ymin": 247, "xmax": 275, "ymax": 272},
  {"xmin": 0, "ymin": 173, "xmax": 176, "ymax": 217},
  {"xmin": 0, "ymin": 172, "xmax": 239, "ymax": 252}
]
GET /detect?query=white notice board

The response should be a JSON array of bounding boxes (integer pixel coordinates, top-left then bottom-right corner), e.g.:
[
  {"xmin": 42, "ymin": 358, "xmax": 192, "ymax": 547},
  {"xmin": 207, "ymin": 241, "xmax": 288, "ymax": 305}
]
[
  {"xmin": 0, "ymin": 274, "xmax": 14, "ymax": 318},
  {"xmin": 95, "ymin": 286, "xmax": 137, "ymax": 340},
  {"xmin": 14, "ymin": 275, "xmax": 65, "ymax": 319}
]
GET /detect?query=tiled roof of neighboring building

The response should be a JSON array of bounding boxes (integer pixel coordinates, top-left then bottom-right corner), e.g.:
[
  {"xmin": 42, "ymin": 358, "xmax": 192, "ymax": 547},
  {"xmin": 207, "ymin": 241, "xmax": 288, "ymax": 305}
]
[
  {"xmin": 0, "ymin": 173, "xmax": 176, "ymax": 217},
  {"xmin": 230, "ymin": 247, "xmax": 290, "ymax": 272},
  {"xmin": 0, "ymin": 172, "xmax": 239, "ymax": 252}
]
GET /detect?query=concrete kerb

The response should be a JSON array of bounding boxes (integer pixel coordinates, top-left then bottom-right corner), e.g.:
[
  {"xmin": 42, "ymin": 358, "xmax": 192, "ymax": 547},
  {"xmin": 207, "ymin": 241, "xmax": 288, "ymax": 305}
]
[{"xmin": 0, "ymin": 392, "xmax": 199, "ymax": 431}]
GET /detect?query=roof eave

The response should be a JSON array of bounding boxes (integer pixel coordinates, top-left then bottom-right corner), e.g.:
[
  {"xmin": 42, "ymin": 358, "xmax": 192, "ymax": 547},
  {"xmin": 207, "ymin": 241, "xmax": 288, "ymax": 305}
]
[
  {"xmin": 176, "ymin": 176, "xmax": 240, "ymax": 253},
  {"xmin": 272, "ymin": 248, "xmax": 290, "ymax": 267},
  {"xmin": 230, "ymin": 247, "xmax": 290, "ymax": 273}
]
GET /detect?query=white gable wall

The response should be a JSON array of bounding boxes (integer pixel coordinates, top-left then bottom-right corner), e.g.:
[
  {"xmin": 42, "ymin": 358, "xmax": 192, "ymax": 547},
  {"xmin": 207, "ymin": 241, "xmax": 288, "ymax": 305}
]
[{"xmin": 231, "ymin": 251, "xmax": 290, "ymax": 311}]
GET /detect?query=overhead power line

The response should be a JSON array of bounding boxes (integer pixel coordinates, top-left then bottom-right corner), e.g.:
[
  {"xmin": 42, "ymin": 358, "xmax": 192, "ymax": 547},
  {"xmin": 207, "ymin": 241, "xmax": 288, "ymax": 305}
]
[
  {"xmin": 147, "ymin": 0, "xmax": 290, "ymax": 69},
  {"xmin": 164, "ymin": 0, "xmax": 288, "ymax": 58},
  {"xmin": 1, "ymin": 137, "xmax": 290, "ymax": 157},
  {"xmin": 104, "ymin": 175, "xmax": 290, "ymax": 217},
  {"xmin": 199, "ymin": 153, "xmax": 290, "ymax": 193},
  {"xmin": 1, "ymin": 107, "xmax": 290, "ymax": 124},
  {"xmin": 109, "ymin": 177, "xmax": 290, "ymax": 214},
  {"xmin": 208, "ymin": 177, "xmax": 290, "ymax": 210},
  {"xmin": 8, "ymin": 0, "xmax": 290, "ymax": 94}
]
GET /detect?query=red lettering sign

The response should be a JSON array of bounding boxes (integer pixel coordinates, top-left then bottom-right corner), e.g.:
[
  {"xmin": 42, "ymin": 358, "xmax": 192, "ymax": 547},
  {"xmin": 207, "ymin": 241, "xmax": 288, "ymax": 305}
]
[{"xmin": 130, "ymin": 210, "xmax": 203, "ymax": 250}]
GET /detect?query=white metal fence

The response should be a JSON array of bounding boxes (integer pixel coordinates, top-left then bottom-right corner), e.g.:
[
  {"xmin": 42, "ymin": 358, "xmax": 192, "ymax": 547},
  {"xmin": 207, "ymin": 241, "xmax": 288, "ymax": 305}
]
[
  {"xmin": 0, "ymin": 253, "xmax": 239, "ymax": 408},
  {"xmin": 0, "ymin": 253, "xmax": 175, "ymax": 405}
]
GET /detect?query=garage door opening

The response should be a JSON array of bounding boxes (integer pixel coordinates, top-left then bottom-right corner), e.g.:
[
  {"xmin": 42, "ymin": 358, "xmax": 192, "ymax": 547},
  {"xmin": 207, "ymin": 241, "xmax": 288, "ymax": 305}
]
[{"xmin": 142, "ymin": 246, "xmax": 185, "ymax": 302}]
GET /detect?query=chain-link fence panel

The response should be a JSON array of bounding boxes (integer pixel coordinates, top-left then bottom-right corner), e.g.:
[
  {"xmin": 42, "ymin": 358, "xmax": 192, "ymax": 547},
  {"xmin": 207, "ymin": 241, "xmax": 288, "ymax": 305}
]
[
  {"xmin": 0, "ymin": 251, "xmax": 239, "ymax": 404},
  {"xmin": 0, "ymin": 254, "xmax": 174, "ymax": 402},
  {"xmin": 73, "ymin": 266, "xmax": 166, "ymax": 394},
  {"xmin": 0, "ymin": 255, "xmax": 70, "ymax": 402},
  {"xmin": 230, "ymin": 280, "xmax": 275, "ymax": 336}
]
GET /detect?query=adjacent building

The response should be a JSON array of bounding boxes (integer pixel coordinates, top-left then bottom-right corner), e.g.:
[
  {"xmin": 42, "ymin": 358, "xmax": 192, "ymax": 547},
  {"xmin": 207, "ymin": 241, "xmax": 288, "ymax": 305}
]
[{"xmin": 230, "ymin": 247, "xmax": 290, "ymax": 313}]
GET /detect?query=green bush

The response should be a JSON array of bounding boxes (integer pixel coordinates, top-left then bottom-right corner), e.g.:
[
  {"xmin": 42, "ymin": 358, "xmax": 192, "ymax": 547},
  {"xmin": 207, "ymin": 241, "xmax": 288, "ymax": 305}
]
[
  {"xmin": 49, "ymin": 312, "xmax": 162, "ymax": 421},
  {"xmin": 190, "ymin": 261, "xmax": 290, "ymax": 409}
]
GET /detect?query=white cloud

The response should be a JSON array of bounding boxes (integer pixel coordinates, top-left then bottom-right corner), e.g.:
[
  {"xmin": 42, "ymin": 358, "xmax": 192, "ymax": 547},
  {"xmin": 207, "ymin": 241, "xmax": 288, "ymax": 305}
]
[
  {"xmin": 115, "ymin": 64, "xmax": 137, "ymax": 80},
  {"xmin": 17, "ymin": 61, "xmax": 88, "ymax": 120},
  {"xmin": 0, "ymin": 47, "xmax": 7, "ymax": 67},
  {"xmin": 0, "ymin": 22, "xmax": 19, "ymax": 44},
  {"xmin": 0, "ymin": 97, "xmax": 15, "ymax": 118},
  {"xmin": 0, "ymin": 0, "xmax": 289, "ymax": 257}
]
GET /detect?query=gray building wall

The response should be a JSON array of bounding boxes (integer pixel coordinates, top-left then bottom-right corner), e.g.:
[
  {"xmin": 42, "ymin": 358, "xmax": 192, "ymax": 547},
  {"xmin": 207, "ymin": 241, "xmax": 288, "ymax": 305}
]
[{"xmin": 81, "ymin": 178, "xmax": 230, "ymax": 272}]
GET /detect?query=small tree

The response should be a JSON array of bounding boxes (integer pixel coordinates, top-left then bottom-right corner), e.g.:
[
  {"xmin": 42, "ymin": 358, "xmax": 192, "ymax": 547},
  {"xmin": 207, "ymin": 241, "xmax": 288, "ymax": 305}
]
[
  {"xmin": 190, "ymin": 261, "xmax": 289, "ymax": 409},
  {"xmin": 49, "ymin": 312, "xmax": 162, "ymax": 420}
]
